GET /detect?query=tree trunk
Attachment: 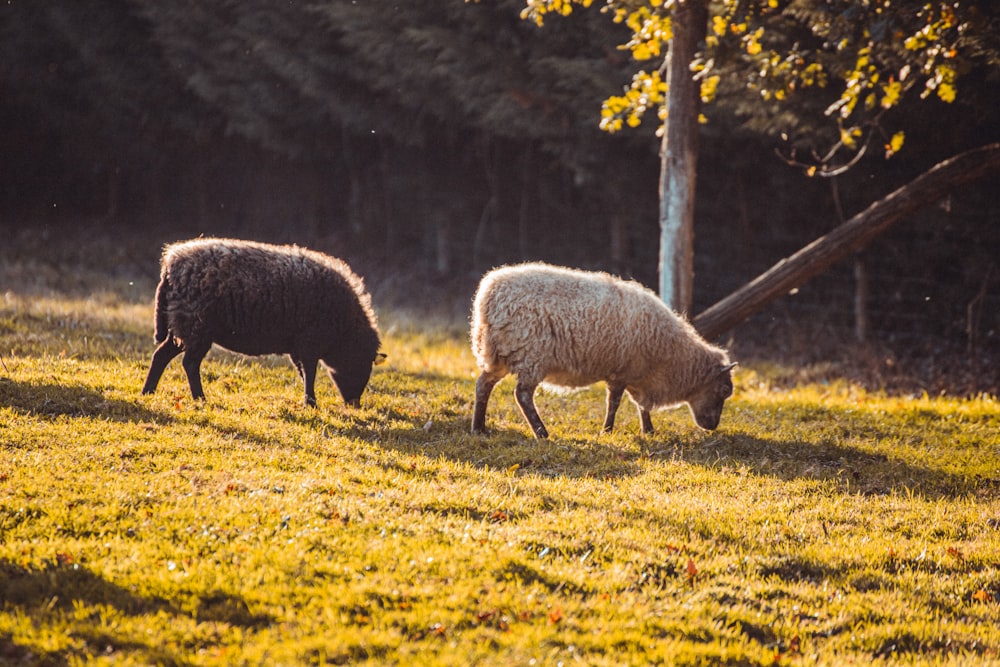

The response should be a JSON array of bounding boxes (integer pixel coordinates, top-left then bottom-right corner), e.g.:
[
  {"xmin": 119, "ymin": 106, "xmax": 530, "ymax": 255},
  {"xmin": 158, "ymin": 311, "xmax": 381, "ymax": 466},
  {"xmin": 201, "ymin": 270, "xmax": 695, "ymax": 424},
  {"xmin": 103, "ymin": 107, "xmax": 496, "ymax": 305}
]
[
  {"xmin": 692, "ymin": 143, "xmax": 1000, "ymax": 340},
  {"xmin": 658, "ymin": 0, "xmax": 707, "ymax": 314},
  {"xmin": 830, "ymin": 176, "xmax": 869, "ymax": 341},
  {"xmin": 853, "ymin": 255, "xmax": 869, "ymax": 342}
]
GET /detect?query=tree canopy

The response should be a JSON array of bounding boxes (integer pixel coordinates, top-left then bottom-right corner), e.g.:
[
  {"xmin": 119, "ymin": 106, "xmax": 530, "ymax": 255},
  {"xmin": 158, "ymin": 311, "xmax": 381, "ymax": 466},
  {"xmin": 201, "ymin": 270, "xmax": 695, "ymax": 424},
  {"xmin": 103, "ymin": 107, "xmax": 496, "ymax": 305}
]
[{"xmin": 520, "ymin": 0, "xmax": 1000, "ymax": 174}]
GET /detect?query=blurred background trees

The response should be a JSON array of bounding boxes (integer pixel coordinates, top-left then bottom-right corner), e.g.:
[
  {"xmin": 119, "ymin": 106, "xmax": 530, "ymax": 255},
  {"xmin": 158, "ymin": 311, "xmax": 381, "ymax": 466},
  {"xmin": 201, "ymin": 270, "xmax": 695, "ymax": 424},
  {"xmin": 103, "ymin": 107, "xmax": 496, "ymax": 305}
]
[
  {"xmin": 2, "ymin": 0, "xmax": 999, "ymax": 390},
  {"xmin": 2, "ymin": 0, "xmax": 650, "ymax": 276}
]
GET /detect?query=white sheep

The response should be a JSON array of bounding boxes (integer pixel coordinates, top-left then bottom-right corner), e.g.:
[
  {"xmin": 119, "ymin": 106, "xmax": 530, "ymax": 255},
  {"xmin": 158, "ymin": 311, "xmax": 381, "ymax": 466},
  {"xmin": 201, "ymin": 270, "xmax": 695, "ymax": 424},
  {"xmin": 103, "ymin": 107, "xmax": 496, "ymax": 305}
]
[{"xmin": 470, "ymin": 262, "xmax": 736, "ymax": 438}]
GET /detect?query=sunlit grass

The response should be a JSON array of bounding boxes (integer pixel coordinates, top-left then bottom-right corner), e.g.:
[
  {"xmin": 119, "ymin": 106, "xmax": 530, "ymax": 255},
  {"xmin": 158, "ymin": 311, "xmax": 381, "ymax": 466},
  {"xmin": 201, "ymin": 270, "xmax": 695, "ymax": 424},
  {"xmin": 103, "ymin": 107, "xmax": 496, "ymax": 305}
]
[{"xmin": 1, "ymin": 283, "xmax": 999, "ymax": 666}]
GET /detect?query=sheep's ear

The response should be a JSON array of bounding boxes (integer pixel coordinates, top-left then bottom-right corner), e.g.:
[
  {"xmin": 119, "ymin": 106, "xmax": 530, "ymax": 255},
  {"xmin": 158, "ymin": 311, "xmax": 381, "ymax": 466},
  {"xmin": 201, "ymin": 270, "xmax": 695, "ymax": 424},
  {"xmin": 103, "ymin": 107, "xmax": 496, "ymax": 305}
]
[
  {"xmin": 720, "ymin": 362, "xmax": 738, "ymax": 374},
  {"xmin": 374, "ymin": 352, "xmax": 388, "ymax": 366}
]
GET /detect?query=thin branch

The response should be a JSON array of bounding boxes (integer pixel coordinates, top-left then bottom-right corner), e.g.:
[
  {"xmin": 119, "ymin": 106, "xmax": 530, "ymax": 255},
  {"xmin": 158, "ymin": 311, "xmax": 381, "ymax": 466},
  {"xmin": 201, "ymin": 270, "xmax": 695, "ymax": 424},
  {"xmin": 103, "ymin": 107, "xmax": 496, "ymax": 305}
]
[{"xmin": 775, "ymin": 131, "xmax": 872, "ymax": 177}]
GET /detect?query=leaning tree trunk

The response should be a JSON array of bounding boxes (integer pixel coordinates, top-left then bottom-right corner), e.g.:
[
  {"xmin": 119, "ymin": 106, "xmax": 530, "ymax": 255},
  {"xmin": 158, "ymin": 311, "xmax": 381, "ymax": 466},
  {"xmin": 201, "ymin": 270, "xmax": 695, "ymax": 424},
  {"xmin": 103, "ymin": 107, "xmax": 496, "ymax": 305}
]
[
  {"xmin": 658, "ymin": 0, "xmax": 708, "ymax": 314},
  {"xmin": 692, "ymin": 143, "xmax": 1000, "ymax": 340}
]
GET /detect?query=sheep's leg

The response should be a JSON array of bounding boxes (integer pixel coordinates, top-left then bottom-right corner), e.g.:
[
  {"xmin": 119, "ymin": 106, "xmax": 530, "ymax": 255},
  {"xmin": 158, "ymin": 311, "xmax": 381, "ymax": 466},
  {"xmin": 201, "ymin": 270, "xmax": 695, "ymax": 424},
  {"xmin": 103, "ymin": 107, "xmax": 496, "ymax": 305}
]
[
  {"xmin": 472, "ymin": 372, "xmax": 501, "ymax": 434},
  {"xmin": 638, "ymin": 406, "xmax": 655, "ymax": 434},
  {"xmin": 514, "ymin": 380, "xmax": 549, "ymax": 439},
  {"xmin": 290, "ymin": 355, "xmax": 319, "ymax": 407},
  {"xmin": 141, "ymin": 338, "xmax": 183, "ymax": 395},
  {"xmin": 603, "ymin": 383, "xmax": 626, "ymax": 433},
  {"xmin": 180, "ymin": 342, "xmax": 211, "ymax": 400}
]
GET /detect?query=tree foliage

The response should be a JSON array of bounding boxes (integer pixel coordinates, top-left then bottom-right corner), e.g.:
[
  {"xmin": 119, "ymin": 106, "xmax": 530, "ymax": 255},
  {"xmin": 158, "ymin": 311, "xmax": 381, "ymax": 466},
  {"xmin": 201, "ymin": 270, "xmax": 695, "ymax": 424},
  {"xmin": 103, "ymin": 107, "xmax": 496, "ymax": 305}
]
[{"xmin": 518, "ymin": 0, "xmax": 1000, "ymax": 174}]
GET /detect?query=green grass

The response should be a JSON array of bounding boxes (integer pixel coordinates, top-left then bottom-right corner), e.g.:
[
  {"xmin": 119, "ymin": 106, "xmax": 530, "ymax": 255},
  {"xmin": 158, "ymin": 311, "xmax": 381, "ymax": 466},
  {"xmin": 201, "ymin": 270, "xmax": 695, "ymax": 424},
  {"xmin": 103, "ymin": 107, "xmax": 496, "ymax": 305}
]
[{"xmin": 2, "ymin": 264, "xmax": 999, "ymax": 665}]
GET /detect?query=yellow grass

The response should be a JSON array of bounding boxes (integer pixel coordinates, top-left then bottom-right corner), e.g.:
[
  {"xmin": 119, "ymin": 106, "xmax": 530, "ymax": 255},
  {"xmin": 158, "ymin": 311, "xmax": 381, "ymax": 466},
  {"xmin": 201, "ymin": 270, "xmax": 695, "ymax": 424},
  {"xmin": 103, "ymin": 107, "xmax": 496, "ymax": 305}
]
[{"xmin": 1, "ymin": 241, "xmax": 999, "ymax": 665}]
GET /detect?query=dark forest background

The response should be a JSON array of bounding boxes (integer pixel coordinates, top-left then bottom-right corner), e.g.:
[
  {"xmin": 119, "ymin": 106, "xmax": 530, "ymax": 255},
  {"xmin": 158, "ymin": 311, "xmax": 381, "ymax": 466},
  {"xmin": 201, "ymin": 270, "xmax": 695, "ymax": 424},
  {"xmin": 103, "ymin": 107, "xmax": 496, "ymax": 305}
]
[{"xmin": 2, "ymin": 1, "xmax": 999, "ymax": 393}]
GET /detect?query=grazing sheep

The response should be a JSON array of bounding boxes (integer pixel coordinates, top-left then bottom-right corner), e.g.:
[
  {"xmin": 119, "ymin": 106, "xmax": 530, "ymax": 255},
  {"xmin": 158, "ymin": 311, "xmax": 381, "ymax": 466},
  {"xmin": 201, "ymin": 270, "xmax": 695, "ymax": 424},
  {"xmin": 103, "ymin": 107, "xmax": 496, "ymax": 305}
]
[
  {"xmin": 141, "ymin": 238, "xmax": 385, "ymax": 407},
  {"xmin": 470, "ymin": 262, "xmax": 736, "ymax": 438}
]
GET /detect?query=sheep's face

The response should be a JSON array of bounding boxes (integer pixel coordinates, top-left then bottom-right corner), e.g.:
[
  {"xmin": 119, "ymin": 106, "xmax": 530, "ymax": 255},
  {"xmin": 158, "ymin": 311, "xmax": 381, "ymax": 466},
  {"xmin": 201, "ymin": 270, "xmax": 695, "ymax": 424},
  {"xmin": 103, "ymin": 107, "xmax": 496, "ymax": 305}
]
[
  {"xmin": 330, "ymin": 351, "xmax": 386, "ymax": 407},
  {"xmin": 332, "ymin": 365, "xmax": 372, "ymax": 407},
  {"xmin": 687, "ymin": 363, "xmax": 736, "ymax": 430}
]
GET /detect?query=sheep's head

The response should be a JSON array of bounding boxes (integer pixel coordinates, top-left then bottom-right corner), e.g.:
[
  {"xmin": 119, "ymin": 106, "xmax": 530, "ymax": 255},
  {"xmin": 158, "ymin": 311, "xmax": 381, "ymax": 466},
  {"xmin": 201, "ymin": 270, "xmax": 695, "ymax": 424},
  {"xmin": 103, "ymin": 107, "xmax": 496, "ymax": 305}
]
[
  {"xmin": 330, "ymin": 350, "xmax": 387, "ymax": 407},
  {"xmin": 687, "ymin": 362, "xmax": 736, "ymax": 430}
]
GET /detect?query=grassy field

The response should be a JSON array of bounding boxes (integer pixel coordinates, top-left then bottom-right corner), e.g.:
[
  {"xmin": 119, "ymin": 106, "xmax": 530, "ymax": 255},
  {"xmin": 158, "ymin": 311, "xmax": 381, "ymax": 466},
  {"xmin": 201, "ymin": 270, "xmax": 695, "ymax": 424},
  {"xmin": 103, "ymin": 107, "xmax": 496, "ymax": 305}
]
[{"xmin": 1, "ymin": 234, "xmax": 999, "ymax": 665}]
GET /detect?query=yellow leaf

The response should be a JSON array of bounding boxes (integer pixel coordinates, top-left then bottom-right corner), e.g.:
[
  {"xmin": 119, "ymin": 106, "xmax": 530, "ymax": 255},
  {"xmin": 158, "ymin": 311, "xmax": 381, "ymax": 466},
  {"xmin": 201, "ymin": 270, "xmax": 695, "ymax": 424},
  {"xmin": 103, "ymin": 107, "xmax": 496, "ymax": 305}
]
[
  {"xmin": 881, "ymin": 79, "xmax": 902, "ymax": 108},
  {"xmin": 889, "ymin": 131, "xmax": 905, "ymax": 153},
  {"xmin": 712, "ymin": 16, "xmax": 727, "ymax": 37},
  {"xmin": 632, "ymin": 43, "xmax": 652, "ymax": 60},
  {"xmin": 699, "ymin": 74, "xmax": 719, "ymax": 103},
  {"xmin": 937, "ymin": 82, "xmax": 956, "ymax": 103},
  {"xmin": 600, "ymin": 117, "xmax": 623, "ymax": 133}
]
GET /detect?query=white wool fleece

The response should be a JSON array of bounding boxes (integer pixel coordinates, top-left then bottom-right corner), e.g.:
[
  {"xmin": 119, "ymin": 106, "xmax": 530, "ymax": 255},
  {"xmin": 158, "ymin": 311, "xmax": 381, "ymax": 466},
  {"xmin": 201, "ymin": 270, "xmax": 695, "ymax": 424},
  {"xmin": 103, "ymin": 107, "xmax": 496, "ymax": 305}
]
[{"xmin": 471, "ymin": 262, "xmax": 730, "ymax": 409}]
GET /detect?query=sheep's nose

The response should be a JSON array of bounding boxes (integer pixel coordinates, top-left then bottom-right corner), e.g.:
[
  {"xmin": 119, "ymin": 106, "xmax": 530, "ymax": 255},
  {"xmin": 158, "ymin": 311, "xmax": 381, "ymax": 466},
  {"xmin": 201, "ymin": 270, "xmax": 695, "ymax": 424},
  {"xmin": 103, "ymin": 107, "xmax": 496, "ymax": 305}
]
[{"xmin": 696, "ymin": 413, "xmax": 721, "ymax": 430}]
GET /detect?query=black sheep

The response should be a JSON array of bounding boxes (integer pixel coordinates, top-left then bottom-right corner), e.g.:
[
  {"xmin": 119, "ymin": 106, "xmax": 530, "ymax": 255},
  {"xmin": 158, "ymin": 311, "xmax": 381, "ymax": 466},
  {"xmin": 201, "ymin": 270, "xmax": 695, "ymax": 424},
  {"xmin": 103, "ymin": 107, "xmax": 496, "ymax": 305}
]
[{"xmin": 141, "ymin": 238, "xmax": 385, "ymax": 407}]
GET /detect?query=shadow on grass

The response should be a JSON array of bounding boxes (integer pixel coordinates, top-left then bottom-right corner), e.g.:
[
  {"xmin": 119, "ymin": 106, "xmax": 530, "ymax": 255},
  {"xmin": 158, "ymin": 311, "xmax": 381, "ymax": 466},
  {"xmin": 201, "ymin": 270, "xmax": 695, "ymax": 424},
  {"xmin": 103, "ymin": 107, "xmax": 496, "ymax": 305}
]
[
  {"xmin": 143, "ymin": 367, "xmax": 996, "ymax": 501},
  {"xmin": 0, "ymin": 631, "xmax": 68, "ymax": 667},
  {"xmin": 362, "ymin": 407, "xmax": 997, "ymax": 500},
  {"xmin": 0, "ymin": 378, "xmax": 170, "ymax": 423},
  {"xmin": 648, "ymin": 426, "xmax": 1000, "ymax": 500},
  {"xmin": 345, "ymin": 408, "xmax": 659, "ymax": 481},
  {"xmin": 0, "ymin": 558, "xmax": 272, "ymax": 665}
]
